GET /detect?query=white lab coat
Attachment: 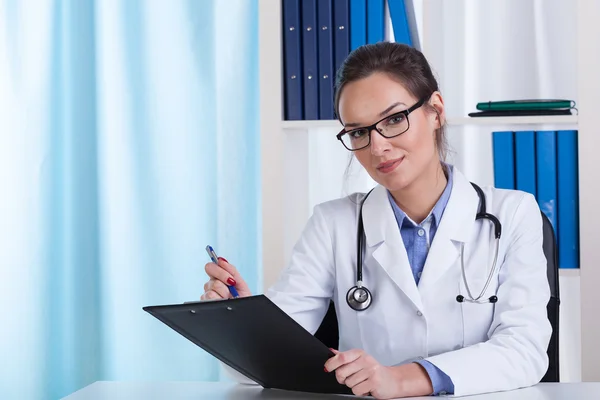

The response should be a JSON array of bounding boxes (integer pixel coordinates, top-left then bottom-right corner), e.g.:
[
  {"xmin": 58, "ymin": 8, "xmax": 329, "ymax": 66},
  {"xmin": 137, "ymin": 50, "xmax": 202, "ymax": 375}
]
[{"xmin": 226, "ymin": 167, "xmax": 552, "ymax": 397}]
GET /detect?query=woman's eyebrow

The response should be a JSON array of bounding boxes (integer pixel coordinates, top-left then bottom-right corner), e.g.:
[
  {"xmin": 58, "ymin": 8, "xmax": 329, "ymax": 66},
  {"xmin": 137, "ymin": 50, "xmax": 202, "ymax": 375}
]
[{"xmin": 344, "ymin": 102, "xmax": 407, "ymax": 128}]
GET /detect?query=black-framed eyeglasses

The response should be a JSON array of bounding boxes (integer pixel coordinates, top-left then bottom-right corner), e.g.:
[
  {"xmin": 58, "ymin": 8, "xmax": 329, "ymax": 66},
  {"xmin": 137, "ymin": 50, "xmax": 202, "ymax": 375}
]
[{"xmin": 336, "ymin": 97, "xmax": 429, "ymax": 151}]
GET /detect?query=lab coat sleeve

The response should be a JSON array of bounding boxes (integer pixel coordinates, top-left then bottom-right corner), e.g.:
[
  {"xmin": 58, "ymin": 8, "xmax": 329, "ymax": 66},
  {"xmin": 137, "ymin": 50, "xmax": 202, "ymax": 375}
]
[
  {"xmin": 265, "ymin": 204, "xmax": 336, "ymax": 334},
  {"xmin": 424, "ymin": 193, "xmax": 552, "ymax": 397}
]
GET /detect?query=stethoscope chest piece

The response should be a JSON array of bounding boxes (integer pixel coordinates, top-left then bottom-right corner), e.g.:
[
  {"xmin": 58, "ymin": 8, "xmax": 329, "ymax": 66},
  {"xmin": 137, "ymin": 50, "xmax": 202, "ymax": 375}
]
[{"xmin": 347, "ymin": 284, "xmax": 372, "ymax": 311}]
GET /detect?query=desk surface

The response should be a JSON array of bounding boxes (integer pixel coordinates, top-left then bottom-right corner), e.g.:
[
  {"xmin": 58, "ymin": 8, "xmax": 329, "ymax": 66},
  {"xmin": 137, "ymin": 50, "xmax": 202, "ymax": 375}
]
[{"xmin": 63, "ymin": 381, "xmax": 600, "ymax": 399}]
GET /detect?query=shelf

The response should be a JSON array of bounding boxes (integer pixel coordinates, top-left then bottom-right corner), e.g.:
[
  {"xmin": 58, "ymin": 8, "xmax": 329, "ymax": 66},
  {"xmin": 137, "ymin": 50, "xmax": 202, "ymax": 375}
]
[
  {"xmin": 282, "ymin": 120, "xmax": 342, "ymax": 130},
  {"xmin": 282, "ymin": 115, "xmax": 578, "ymax": 130},
  {"xmin": 560, "ymin": 268, "xmax": 581, "ymax": 277},
  {"xmin": 446, "ymin": 115, "xmax": 578, "ymax": 126}
]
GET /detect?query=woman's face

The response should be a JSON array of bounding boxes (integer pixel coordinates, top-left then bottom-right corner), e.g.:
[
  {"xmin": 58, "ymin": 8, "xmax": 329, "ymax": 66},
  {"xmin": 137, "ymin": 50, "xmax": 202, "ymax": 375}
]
[{"xmin": 337, "ymin": 72, "xmax": 444, "ymax": 192}]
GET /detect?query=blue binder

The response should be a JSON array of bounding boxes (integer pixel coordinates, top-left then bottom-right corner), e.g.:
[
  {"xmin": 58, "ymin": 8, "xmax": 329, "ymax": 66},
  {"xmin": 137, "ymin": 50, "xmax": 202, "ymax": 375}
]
[
  {"xmin": 387, "ymin": 0, "xmax": 412, "ymax": 45},
  {"xmin": 282, "ymin": 0, "xmax": 304, "ymax": 120},
  {"xmin": 317, "ymin": 0, "xmax": 334, "ymax": 120},
  {"xmin": 302, "ymin": 0, "xmax": 319, "ymax": 120},
  {"xmin": 557, "ymin": 130, "xmax": 579, "ymax": 269},
  {"xmin": 366, "ymin": 0, "xmax": 384, "ymax": 44},
  {"xmin": 492, "ymin": 131, "xmax": 515, "ymax": 190},
  {"xmin": 515, "ymin": 130, "xmax": 537, "ymax": 197},
  {"xmin": 349, "ymin": 0, "xmax": 366, "ymax": 50},
  {"xmin": 333, "ymin": 0, "xmax": 349, "ymax": 80},
  {"xmin": 536, "ymin": 131, "xmax": 558, "ymax": 231}
]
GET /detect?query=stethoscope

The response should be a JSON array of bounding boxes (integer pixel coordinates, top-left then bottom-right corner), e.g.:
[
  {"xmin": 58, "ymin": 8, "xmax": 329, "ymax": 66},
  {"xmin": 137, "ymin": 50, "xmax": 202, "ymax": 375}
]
[{"xmin": 346, "ymin": 182, "xmax": 502, "ymax": 311}]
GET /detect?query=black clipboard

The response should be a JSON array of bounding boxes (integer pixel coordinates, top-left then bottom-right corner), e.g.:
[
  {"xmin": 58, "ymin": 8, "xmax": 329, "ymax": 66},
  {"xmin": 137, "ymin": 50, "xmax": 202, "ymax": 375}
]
[{"xmin": 143, "ymin": 295, "xmax": 352, "ymax": 395}]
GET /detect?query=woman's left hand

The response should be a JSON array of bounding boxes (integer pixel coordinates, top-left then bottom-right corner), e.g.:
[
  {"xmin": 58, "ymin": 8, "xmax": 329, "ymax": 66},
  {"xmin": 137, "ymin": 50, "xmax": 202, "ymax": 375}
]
[{"xmin": 324, "ymin": 349, "xmax": 433, "ymax": 399}]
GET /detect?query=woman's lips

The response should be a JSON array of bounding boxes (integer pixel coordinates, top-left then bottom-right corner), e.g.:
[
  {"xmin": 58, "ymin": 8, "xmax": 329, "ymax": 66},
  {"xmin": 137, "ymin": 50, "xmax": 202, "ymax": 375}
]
[{"xmin": 376, "ymin": 157, "xmax": 404, "ymax": 174}]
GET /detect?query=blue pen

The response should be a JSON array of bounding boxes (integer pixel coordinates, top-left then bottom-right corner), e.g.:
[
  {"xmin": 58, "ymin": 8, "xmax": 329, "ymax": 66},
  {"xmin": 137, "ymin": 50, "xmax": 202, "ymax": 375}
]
[{"xmin": 206, "ymin": 245, "xmax": 239, "ymax": 298}]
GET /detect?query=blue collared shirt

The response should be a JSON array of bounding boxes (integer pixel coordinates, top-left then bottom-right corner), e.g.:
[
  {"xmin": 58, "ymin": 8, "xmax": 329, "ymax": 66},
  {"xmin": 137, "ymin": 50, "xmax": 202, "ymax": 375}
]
[{"xmin": 386, "ymin": 165, "xmax": 455, "ymax": 396}]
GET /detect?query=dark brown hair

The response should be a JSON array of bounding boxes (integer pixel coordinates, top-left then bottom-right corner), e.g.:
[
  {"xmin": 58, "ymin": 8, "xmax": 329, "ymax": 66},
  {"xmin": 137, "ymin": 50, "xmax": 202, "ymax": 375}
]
[{"xmin": 334, "ymin": 42, "xmax": 448, "ymax": 160}]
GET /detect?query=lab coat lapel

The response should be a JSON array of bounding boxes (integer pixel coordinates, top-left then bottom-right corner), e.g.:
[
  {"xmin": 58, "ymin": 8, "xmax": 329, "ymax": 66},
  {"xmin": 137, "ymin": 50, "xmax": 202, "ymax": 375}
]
[
  {"xmin": 362, "ymin": 185, "xmax": 423, "ymax": 311},
  {"xmin": 418, "ymin": 169, "xmax": 479, "ymax": 293}
]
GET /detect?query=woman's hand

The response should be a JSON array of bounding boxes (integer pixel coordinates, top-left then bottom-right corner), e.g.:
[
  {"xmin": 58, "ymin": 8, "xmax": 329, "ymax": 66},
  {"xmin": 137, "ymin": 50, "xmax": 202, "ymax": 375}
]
[
  {"xmin": 324, "ymin": 349, "xmax": 433, "ymax": 399},
  {"xmin": 201, "ymin": 257, "xmax": 252, "ymax": 300}
]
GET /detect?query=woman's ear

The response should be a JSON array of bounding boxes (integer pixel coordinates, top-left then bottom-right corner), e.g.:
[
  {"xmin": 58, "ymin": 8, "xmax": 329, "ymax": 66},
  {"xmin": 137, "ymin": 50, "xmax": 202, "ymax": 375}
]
[{"xmin": 428, "ymin": 91, "xmax": 445, "ymax": 128}]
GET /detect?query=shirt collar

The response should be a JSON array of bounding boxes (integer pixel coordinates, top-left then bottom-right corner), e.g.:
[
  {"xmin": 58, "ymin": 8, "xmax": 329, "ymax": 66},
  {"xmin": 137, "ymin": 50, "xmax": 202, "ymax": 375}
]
[{"xmin": 387, "ymin": 163, "xmax": 454, "ymax": 228}]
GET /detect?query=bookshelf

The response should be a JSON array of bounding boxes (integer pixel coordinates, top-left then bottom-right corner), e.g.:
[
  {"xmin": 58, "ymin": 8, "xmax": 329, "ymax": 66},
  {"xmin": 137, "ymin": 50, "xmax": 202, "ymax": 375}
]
[{"xmin": 259, "ymin": 0, "xmax": 598, "ymax": 382}]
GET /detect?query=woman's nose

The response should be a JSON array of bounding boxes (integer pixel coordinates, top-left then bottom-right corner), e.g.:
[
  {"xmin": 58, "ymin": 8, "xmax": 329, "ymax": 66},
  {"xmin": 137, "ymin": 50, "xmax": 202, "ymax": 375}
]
[{"xmin": 369, "ymin": 128, "xmax": 390, "ymax": 155}]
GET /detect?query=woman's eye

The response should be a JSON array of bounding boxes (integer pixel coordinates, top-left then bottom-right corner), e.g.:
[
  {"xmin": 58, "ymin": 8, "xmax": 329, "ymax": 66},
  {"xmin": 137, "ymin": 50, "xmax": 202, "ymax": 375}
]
[
  {"xmin": 386, "ymin": 114, "xmax": 405, "ymax": 125},
  {"xmin": 350, "ymin": 129, "xmax": 368, "ymax": 139}
]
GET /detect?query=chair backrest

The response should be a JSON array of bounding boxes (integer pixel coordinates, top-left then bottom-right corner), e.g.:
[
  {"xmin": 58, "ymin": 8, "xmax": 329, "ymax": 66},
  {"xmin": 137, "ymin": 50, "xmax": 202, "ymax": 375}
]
[
  {"xmin": 540, "ymin": 210, "xmax": 560, "ymax": 382},
  {"xmin": 314, "ymin": 210, "xmax": 560, "ymax": 382}
]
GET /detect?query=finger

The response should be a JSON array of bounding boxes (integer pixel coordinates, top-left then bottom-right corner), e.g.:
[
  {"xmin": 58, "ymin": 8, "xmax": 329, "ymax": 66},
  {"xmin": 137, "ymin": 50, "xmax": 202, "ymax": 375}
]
[
  {"xmin": 351, "ymin": 378, "xmax": 373, "ymax": 397},
  {"xmin": 344, "ymin": 368, "xmax": 370, "ymax": 389},
  {"xmin": 217, "ymin": 257, "xmax": 238, "ymax": 276},
  {"xmin": 217, "ymin": 258, "xmax": 246, "ymax": 287},
  {"xmin": 205, "ymin": 262, "xmax": 236, "ymax": 286},
  {"xmin": 201, "ymin": 290, "xmax": 222, "ymax": 301},
  {"xmin": 216, "ymin": 258, "xmax": 253, "ymax": 295},
  {"xmin": 334, "ymin": 359, "xmax": 364, "ymax": 385},
  {"xmin": 325, "ymin": 349, "xmax": 363, "ymax": 373},
  {"xmin": 207, "ymin": 279, "xmax": 231, "ymax": 299}
]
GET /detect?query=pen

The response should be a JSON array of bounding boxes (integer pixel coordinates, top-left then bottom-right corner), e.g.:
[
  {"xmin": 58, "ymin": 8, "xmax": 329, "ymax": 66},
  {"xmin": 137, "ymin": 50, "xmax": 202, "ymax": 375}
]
[{"xmin": 206, "ymin": 245, "xmax": 239, "ymax": 298}]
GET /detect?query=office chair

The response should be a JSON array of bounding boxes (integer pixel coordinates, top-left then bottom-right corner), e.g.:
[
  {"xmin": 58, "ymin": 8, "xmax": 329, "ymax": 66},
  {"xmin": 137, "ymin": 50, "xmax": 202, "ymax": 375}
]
[
  {"xmin": 540, "ymin": 210, "xmax": 560, "ymax": 382},
  {"xmin": 314, "ymin": 210, "xmax": 561, "ymax": 382}
]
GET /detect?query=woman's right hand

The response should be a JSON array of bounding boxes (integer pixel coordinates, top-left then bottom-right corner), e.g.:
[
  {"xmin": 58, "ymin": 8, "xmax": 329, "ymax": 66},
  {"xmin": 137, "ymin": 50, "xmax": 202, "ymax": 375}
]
[{"xmin": 201, "ymin": 257, "xmax": 252, "ymax": 300}]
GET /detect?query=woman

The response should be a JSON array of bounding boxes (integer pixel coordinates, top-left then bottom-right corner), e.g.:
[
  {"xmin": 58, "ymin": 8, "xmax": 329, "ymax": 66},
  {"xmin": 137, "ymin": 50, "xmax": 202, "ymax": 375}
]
[{"xmin": 201, "ymin": 42, "xmax": 551, "ymax": 399}]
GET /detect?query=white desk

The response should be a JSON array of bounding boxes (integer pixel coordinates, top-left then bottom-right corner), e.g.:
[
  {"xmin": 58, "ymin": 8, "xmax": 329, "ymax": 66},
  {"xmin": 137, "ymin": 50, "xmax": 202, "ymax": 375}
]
[{"xmin": 63, "ymin": 381, "xmax": 600, "ymax": 399}]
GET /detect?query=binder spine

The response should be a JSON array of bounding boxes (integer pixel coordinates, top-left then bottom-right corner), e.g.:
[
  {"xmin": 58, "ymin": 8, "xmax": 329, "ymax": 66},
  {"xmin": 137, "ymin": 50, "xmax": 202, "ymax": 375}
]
[
  {"xmin": 349, "ymin": 0, "xmax": 366, "ymax": 50},
  {"xmin": 387, "ymin": 0, "xmax": 412, "ymax": 45},
  {"xmin": 492, "ymin": 131, "xmax": 516, "ymax": 190},
  {"xmin": 366, "ymin": 0, "xmax": 384, "ymax": 44},
  {"xmin": 317, "ymin": 0, "xmax": 334, "ymax": 119},
  {"xmin": 282, "ymin": 0, "xmax": 304, "ymax": 120},
  {"xmin": 557, "ymin": 130, "xmax": 580, "ymax": 269},
  {"xmin": 515, "ymin": 130, "xmax": 537, "ymax": 197},
  {"xmin": 302, "ymin": 0, "xmax": 320, "ymax": 120},
  {"xmin": 333, "ymin": 0, "xmax": 350, "ymax": 80},
  {"xmin": 536, "ymin": 131, "xmax": 558, "ymax": 231}
]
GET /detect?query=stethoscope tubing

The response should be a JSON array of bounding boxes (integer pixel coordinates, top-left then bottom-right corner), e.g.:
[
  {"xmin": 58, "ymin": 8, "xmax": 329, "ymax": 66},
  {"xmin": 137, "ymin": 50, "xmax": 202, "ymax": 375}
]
[{"xmin": 348, "ymin": 182, "xmax": 502, "ymax": 311}]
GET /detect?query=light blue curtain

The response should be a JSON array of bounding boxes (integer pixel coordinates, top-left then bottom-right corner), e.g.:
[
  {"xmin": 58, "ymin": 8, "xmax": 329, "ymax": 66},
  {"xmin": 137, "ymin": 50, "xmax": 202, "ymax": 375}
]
[{"xmin": 0, "ymin": 1, "xmax": 260, "ymax": 399}]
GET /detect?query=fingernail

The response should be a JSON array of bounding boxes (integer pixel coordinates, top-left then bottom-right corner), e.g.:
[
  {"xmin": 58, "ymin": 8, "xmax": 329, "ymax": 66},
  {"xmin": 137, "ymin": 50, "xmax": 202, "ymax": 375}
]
[
  {"xmin": 324, "ymin": 366, "xmax": 328, "ymax": 373},
  {"xmin": 227, "ymin": 277, "xmax": 236, "ymax": 286},
  {"xmin": 218, "ymin": 257, "xmax": 229, "ymax": 263}
]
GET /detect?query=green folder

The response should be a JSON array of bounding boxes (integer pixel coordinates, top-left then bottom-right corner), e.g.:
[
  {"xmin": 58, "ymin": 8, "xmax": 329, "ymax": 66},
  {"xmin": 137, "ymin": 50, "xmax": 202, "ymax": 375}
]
[{"xmin": 476, "ymin": 99, "xmax": 575, "ymax": 111}]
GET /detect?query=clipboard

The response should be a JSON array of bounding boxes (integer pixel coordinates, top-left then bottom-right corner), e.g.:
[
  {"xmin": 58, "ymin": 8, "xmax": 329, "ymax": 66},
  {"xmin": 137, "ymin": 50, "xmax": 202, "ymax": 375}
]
[{"xmin": 143, "ymin": 295, "xmax": 352, "ymax": 395}]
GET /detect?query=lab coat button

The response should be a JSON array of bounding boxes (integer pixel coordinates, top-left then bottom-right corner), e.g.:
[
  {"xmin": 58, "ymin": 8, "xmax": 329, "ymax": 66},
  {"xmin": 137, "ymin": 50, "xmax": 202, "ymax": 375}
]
[
  {"xmin": 440, "ymin": 391, "xmax": 447, "ymax": 396},
  {"xmin": 417, "ymin": 356, "xmax": 424, "ymax": 360},
  {"xmin": 416, "ymin": 311, "xmax": 423, "ymax": 317}
]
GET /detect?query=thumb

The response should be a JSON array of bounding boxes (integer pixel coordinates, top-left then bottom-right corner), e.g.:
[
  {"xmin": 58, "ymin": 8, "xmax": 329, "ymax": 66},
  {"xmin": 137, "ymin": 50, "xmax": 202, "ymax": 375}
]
[{"xmin": 329, "ymin": 348, "xmax": 340, "ymax": 354}]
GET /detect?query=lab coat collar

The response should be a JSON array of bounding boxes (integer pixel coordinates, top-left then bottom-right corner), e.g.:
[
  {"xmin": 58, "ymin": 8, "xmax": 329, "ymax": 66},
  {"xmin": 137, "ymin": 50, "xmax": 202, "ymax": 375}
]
[
  {"xmin": 362, "ymin": 167, "xmax": 478, "ymax": 245},
  {"xmin": 418, "ymin": 168, "xmax": 479, "ymax": 291},
  {"xmin": 361, "ymin": 167, "xmax": 479, "ymax": 305}
]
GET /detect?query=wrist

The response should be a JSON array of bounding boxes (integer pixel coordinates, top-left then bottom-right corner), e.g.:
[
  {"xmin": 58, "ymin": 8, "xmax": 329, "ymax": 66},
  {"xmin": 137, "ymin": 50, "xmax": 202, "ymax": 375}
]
[{"xmin": 391, "ymin": 363, "xmax": 434, "ymax": 397}]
